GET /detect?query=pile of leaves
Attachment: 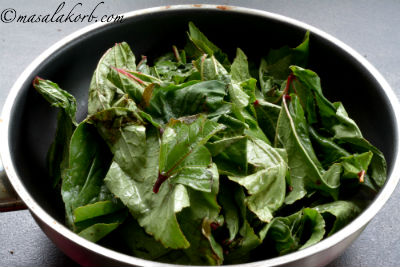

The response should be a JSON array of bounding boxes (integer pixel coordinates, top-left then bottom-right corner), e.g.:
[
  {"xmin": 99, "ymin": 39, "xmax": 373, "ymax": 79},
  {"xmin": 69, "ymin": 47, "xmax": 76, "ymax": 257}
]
[{"xmin": 33, "ymin": 22, "xmax": 386, "ymax": 265}]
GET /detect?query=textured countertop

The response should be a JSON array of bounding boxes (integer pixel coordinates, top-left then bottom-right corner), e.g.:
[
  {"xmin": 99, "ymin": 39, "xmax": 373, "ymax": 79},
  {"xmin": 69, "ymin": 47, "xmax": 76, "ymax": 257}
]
[{"xmin": 1, "ymin": 0, "xmax": 400, "ymax": 266}]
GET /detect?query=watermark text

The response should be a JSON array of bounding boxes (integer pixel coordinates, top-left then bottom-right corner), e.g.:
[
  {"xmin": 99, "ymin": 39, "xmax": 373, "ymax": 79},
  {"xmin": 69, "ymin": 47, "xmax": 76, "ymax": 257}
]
[{"xmin": 1, "ymin": 2, "xmax": 124, "ymax": 24}]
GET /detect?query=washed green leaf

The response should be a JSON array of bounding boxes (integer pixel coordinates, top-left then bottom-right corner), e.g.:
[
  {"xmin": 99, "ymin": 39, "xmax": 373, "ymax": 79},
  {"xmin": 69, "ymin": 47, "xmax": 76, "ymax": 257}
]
[
  {"xmin": 147, "ymin": 80, "xmax": 227, "ymax": 123},
  {"xmin": 276, "ymin": 94, "xmax": 339, "ymax": 204},
  {"xmin": 33, "ymin": 78, "xmax": 77, "ymax": 187},
  {"xmin": 259, "ymin": 31, "xmax": 309, "ymax": 101},
  {"xmin": 35, "ymin": 22, "xmax": 387, "ymax": 265},
  {"xmin": 260, "ymin": 207, "xmax": 325, "ymax": 255},
  {"xmin": 88, "ymin": 42, "xmax": 136, "ymax": 114},
  {"xmin": 313, "ymin": 200, "xmax": 361, "ymax": 236},
  {"xmin": 187, "ymin": 21, "xmax": 230, "ymax": 69},
  {"xmin": 104, "ymin": 127, "xmax": 191, "ymax": 249},
  {"xmin": 229, "ymin": 138, "xmax": 287, "ymax": 222},
  {"xmin": 61, "ymin": 122, "xmax": 120, "ymax": 231}
]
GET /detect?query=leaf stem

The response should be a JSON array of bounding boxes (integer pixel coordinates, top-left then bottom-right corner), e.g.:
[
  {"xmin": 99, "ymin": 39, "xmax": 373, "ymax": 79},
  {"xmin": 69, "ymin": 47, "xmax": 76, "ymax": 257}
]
[
  {"xmin": 153, "ymin": 172, "xmax": 169, "ymax": 193},
  {"xmin": 32, "ymin": 76, "xmax": 43, "ymax": 87},
  {"xmin": 172, "ymin": 45, "xmax": 182, "ymax": 63},
  {"xmin": 358, "ymin": 170, "xmax": 365, "ymax": 183},
  {"xmin": 283, "ymin": 73, "xmax": 296, "ymax": 96},
  {"xmin": 152, "ymin": 143, "xmax": 197, "ymax": 193},
  {"xmin": 273, "ymin": 73, "xmax": 296, "ymax": 104},
  {"xmin": 137, "ymin": 55, "xmax": 147, "ymax": 69},
  {"xmin": 111, "ymin": 66, "xmax": 145, "ymax": 85}
]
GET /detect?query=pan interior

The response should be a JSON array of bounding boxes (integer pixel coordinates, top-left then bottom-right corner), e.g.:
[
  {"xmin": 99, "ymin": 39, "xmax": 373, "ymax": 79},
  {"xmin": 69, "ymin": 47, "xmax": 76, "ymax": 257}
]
[{"xmin": 7, "ymin": 7, "xmax": 396, "ymax": 251}]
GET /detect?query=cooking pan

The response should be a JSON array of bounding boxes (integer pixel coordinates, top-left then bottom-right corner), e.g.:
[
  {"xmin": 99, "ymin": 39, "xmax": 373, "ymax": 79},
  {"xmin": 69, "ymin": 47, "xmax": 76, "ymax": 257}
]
[{"xmin": 1, "ymin": 5, "xmax": 400, "ymax": 267}]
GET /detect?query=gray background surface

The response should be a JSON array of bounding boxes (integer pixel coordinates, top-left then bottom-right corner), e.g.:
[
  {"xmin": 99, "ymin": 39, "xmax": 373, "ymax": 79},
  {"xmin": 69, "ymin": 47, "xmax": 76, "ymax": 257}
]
[{"xmin": 1, "ymin": 0, "xmax": 399, "ymax": 266}]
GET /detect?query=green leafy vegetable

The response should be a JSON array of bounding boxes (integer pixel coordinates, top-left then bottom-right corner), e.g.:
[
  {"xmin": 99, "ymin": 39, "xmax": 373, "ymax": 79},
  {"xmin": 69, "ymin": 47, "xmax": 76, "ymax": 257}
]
[
  {"xmin": 88, "ymin": 42, "xmax": 137, "ymax": 114},
  {"xmin": 228, "ymin": 138, "xmax": 287, "ymax": 222},
  {"xmin": 276, "ymin": 93, "xmax": 340, "ymax": 204},
  {"xmin": 33, "ymin": 78, "xmax": 77, "ymax": 187},
  {"xmin": 146, "ymin": 80, "xmax": 228, "ymax": 123},
  {"xmin": 313, "ymin": 200, "xmax": 361, "ymax": 236},
  {"xmin": 61, "ymin": 122, "xmax": 122, "ymax": 229},
  {"xmin": 259, "ymin": 31, "xmax": 309, "ymax": 102},
  {"xmin": 158, "ymin": 115, "xmax": 225, "ymax": 192},
  {"xmin": 35, "ymin": 22, "xmax": 387, "ymax": 265},
  {"xmin": 187, "ymin": 21, "xmax": 230, "ymax": 70},
  {"xmin": 260, "ymin": 208, "xmax": 325, "ymax": 255},
  {"xmin": 223, "ymin": 185, "xmax": 262, "ymax": 264}
]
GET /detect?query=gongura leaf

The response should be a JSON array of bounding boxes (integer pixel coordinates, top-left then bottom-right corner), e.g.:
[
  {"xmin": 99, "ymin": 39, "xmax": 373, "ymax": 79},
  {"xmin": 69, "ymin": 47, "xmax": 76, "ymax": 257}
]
[
  {"xmin": 206, "ymin": 114, "xmax": 249, "ymax": 176},
  {"xmin": 154, "ymin": 51, "xmax": 199, "ymax": 84},
  {"xmin": 116, "ymin": 216, "xmax": 171, "ymax": 260},
  {"xmin": 191, "ymin": 51, "xmax": 265, "ymax": 147},
  {"xmin": 33, "ymin": 78, "xmax": 77, "ymax": 187},
  {"xmin": 187, "ymin": 21, "xmax": 219, "ymax": 56},
  {"xmin": 33, "ymin": 22, "xmax": 388, "ymax": 265},
  {"xmin": 340, "ymin": 152, "xmax": 373, "ymax": 180},
  {"xmin": 158, "ymin": 115, "xmax": 225, "ymax": 193},
  {"xmin": 124, "ymin": 69, "xmax": 163, "ymax": 85},
  {"xmin": 104, "ymin": 116, "xmax": 223, "ymax": 249},
  {"xmin": 91, "ymin": 109, "xmax": 191, "ymax": 248},
  {"xmin": 206, "ymin": 135, "xmax": 248, "ymax": 176},
  {"xmin": 157, "ymin": 61, "xmax": 198, "ymax": 84},
  {"xmin": 191, "ymin": 51, "xmax": 254, "ymax": 115},
  {"xmin": 259, "ymin": 32, "xmax": 309, "ymax": 101},
  {"xmin": 136, "ymin": 55, "xmax": 152, "ymax": 75},
  {"xmin": 87, "ymin": 107, "xmax": 149, "ymax": 181},
  {"xmin": 229, "ymin": 80, "xmax": 250, "ymax": 110},
  {"xmin": 290, "ymin": 66, "xmax": 362, "ymax": 138},
  {"xmin": 339, "ymin": 137, "xmax": 387, "ymax": 190},
  {"xmin": 218, "ymin": 180, "xmax": 240, "ymax": 242},
  {"xmin": 73, "ymin": 199, "xmax": 124, "ymax": 223},
  {"xmin": 45, "ymin": 110, "xmax": 75, "ymax": 188},
  {"xmin": 309, "ymin": 126, "xmax": 351, "ymax": 168},
  {"xmin": 34, "ymin": 78, "xmax": 125, "ymax": 240},
  {"xmin": 61, "ymin": 122, "xmax": 122, "ymax": 232},
  {"xmin": 213, "ymin": 114, "xmax": 247, "ymax": 138},
  {"xmin": 290, "ymin": 66, "xmax": 387, "ymax": 189},
  {"xmin": 229, "ymin": 138, "xmax": 287, "ymax": 222},
  {"xmin": 231, "ymin": 48, "xmax": 252, "ymax": 82},
  {"xmin": 223, "ymin": 185, "xmax": 262, "ymax": 264},
  {"xmin": 76, "ymin": 209, "xmax": 128, "ymax": 242},
  {"xmin": 192, "ymin": 52, "xmax": 250, "ymax": 110},
  {"xmin": 33, "ymin": 78, "xmax": 77, "ymax": 124},
  {"xmin": 88, "ymin": 42, "xmax": 136, "ymax": 114},
  {"xmin": 105, "ymin": 120, "xmax": 146, "ymax": 180},
  {"xmin": 104, "ymin": 126, "xmax": 190, "ymax": 249},
  {"xmin": 231, "ymin": 105, "xmax": 271, "ymax": 145},
  {"xmin": 313, "ymin": 200, "xmax": 361, "ymax": 236},
  {"xmin": 275, "ymin": 94, "xmax": 339, "ymax": 204},
  {"xmin": 186, "ymin": 21, "xmax": 230, "ymax": 70},
  {"xmin": 226, "ymin": 220, "xmax": 261, "ymax": 263},
  {"xmin": 177, "ymin": 166, "xmax": 224, "ymax": 265},
  {"xmin": 254, "ymin": 99, "xmax": 281, "ymax": 142},
  {"xmin": 260, "ymin": 207, "xmax": 325, "ymax": 256},
  {"xmin": 107, "ymin": 161, "xmax": 191, "ymax": 249},
  {"xmin": 228, "ymin": 48, "xmax": 253, "ymax": 108},
  {"xmin": 106, "ymin": 66, "xmax": 146, "ymax": 104},
  {"xmin": 146, "ymin": 80, "xmax": 227, "ymax": 124},
  {"xmin": 241, "ymin": 78, "xmax": 258, "ymax": 105},
  {"xmin": 294, "ymin": 208, "xmax": 326, "ymax": 249},
  {"xmin": 78, "ymin": 223, "xmax": 121, "ymax": 243},
  {"xmin": 193, "ymin": 54, "xmax": 229, "ymax": 82},
  {"xmin": 265, "ymin": 32, "xmax": 309, "ymax": 79}
]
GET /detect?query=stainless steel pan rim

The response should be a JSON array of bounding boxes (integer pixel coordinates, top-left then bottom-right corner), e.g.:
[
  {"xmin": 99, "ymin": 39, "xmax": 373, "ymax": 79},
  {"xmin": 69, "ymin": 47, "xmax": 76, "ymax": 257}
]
[{"xmin": 1, "ymin": 4, "xmax": 399, "ymax": 267}]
